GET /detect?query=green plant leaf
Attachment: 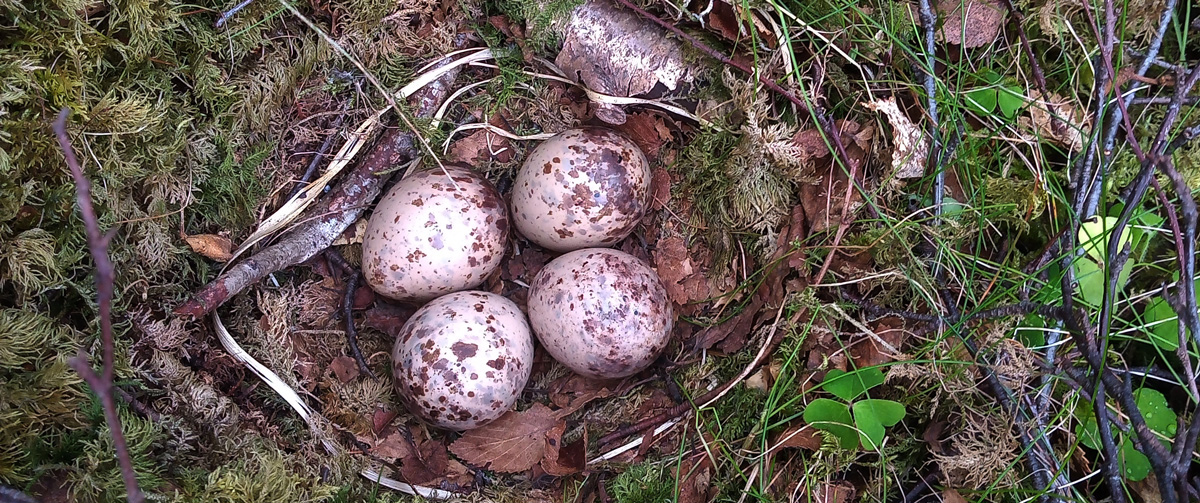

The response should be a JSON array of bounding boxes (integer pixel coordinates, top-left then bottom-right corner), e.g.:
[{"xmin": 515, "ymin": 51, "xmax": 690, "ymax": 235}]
[
  {"xmin": 822, "ymin": 367, "xmax": 886, "ymax": 401},
  {"xmin": 1079, "ymin": 216, "xmax": 1132, "ymax": 264},
  {"xmin": 1121, "ymin": 439, "xmax": 1151, "ymax": 481},
  {"xmin": 1075, "ymin": 403, "xmax": 1101, "ymax": 450},
  {"xmin": 997, "ymin": 86, "xmax": 1025, "ymax": 119},
  {"xmin": 852, "ymin": 399, "xmax": 906, "ymax": 450},
  {"xmin": 965, "ymin": 88, "xmax": 997, "ymax": 116},
  {"xmin": 1134, "ymin": 388, "xmax": 1177, "ymax": 437},
  {"xmin": 1144, "ymin": 298, "xmax": 1181, "ymax": 351},
  {"xmin": 803, "ymin": 398, "xmax": 857, "ymax": 449},
  {"xmin": 1074, "ymin": 258, "xmax": 1105, "ymax": 306}
]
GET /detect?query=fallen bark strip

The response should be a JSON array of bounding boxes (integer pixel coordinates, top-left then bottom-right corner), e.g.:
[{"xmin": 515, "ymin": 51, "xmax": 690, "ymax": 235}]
[{"xmin": 174, "ymin": 56, "xmax": 462, "ymax": 318}]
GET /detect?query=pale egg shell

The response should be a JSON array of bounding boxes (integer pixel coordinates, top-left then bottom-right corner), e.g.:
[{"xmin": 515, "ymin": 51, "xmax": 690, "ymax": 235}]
[
  {"xmin": 511, "ymin": 127, "xmax": 650, "ymax": 252},
  {"xmin": 362, "ymin": 165, "xmax": 508, "ymax": 302},
  {"xmin": 392, "ymin": 291, "xmax": 534, "ymax": 431},
  {"xmin": 527, "ymin": 248, "xmax": 673, "ymax": 379}
]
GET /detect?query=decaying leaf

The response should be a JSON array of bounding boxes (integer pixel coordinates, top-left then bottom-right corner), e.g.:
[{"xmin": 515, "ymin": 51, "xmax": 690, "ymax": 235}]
[
  {"xmin": 865, "ymin": 97, "xmax": 929, "ymax": 180},
  {"xmin": 772, "ymin": 422, "xmax": 823, "ymax": 450},
  {"xmin": 678, "ymin": 452, "xmax": 717, "ymax": 503},
  {"xmin": 613, "ymin": 112, "xmax": 672, "ymax": 159},
  {"xmin": 649, "ymin": 167, "xmax": 672, "ymax": 211},
  {"xmin": 540, "ymin": 424, "xmax": 586, "ymax": 476},
  {"xmin": 449, "ymin": 403, "xmax": 562, "ymax": 473},
  {"xmin": 331, "ymin": 218, "xmax": 368, "ymax": 246},
  {"xmin": 652, "ymin": 235, "xmax": 711, "ymax": 307},
  {"xmin": 812, "ymin": 481, "xmax": 857, "ymax": 503},
  {"xmin": 549, "ymin": 373, "xmax": 618, "ymax": 417},
  {"xmin": 1022, "ymin": 90, "xmax": 1088, "ymax": 151},
  {"xmin": 447, "ymin": 127, "xmax": 515, "ymax": 165},
  {"xmin": 329, "ymin": 356, "xmax": 360, "ymax": 383},
  {"xmin": 183, "ymin": 233, "xmax": 233, "ymax": 262},
  {"xmin": 937, "ymin": 0, "xmax": 1007, "ymax": 48},
  {"xmin": 849, "ymin": 316, "xmax": 908, "ymax": 368}
]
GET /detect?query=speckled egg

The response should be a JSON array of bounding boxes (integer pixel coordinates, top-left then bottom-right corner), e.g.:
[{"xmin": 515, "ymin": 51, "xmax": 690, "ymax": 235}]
[
  {"xmin": 362, "ymin": 165, "xmax": 508, "ymax": 302},
  {"xmin": 526, "ymin": 248, "xmax": 673, "ymax": 379},
  {"xmin": 392, "ymin": 291, "xmax": 534, "ymax": 430},
  {"xmin": 511, "ymin": 127, "xmax": 650, "ymax": 252}
]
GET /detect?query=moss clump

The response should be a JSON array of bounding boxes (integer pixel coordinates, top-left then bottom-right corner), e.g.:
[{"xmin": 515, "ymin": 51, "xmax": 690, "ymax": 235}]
[{"xmin": 607, "ymin": 462, "xmax": 674, "ymax": 503}]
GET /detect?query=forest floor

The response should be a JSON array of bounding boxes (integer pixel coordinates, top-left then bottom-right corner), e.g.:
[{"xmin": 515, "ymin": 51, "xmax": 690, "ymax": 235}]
[{"xmin": 2, "ymin": 0, "xmax": 1200, "ymax": 502}]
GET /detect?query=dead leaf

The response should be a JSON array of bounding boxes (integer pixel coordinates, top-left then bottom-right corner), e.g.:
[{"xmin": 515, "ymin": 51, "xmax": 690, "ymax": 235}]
[
  {"xmin": 370, "ymin": 427, "xmax": 415, "ymax": 462},
  {"xmin": 447, "ymin": 128, "xmax": 514, "ymax": 165},
  {"xmin": 745, "ymin": 360, "xmax": 782, "ymax": 392},
  {"xmin": 372, "ymin": 408, "xmax": 398, "ymax": 434},
  {"xmin": 330, "ymin": 356, "xmax": 360, "ymax": 383},
  {"xmin": 331, "ymin": 218, "xmax": 368, "ymax": 246},
  {"xmin": 613, "ymin": 112, "xmax": 670, "ymax": 158},
  {"xmin": 652, "ymin": 235, "xmax": 711, "ymax": 307},
  {"xmin": 541, "ymin": 426, "xmax": 586, "ymax": 476},
  {"xmin": 942, "ymin": 489, "xmax": 969, "ymax": 503},
  {"xmin": 691, "ymin": 298, "xmax": 761, "ymax": 352},
  {"xmin": 449, "ymin": 403, "xmax": 562, "ymax": 473},
  {"xmin": 649, "ymin": 168, "xmax": 671, "ymax": 211},
  {"xmin": 849, "ymin": 316, "xmax": 908, "ymax": 368},
  {"xmin": 678, "ymin": 453, "xmax": 716, "ymax": 503},
  {"xmin": 812, "ymin": 481, "xmax": 856, "ymax": 503},
  {"xmin": 772, "ymin": 423, "xmax": 823, "ymax": 450},
  {"xmin": 364, "ymin": 303, "xmax": 417, "ymax": 338},
  {"xmin": 865, "ymin": 97, "xmax": 929, "ymax": 179},
  {"xmin": 183, "ymin": 233, "xmax": 232, "ymax": 262},
  {"xmin": 549, "ymin": 374, "xmax": 618, "ymax": 417},
  {"xmin": 1022, "ymin": 90, "xmax": 1088, "ymax": 151},
  {"xmin": 937, "ymin": 0, "xmax": 1007, "ymax": 48}
]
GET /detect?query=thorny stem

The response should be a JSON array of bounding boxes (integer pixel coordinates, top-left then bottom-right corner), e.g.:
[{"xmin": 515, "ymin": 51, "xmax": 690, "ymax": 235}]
[{"xmin": 54, "ymin": 109, "xmax": 146, "ymax": 503}]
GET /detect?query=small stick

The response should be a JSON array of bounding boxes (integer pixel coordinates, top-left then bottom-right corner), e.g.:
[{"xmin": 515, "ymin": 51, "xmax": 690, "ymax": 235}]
[
  {"xmin": 215, "ymin": 0, "xmax": 255, "ymax": 28},
  {"xmin": 288, "ymin": 105, "xmax": 351, "ymax": 200},
  {"xmin": 325, "ymin": 249, "xmax": 376, "ymax": 378},
  {"xmin": 54, "ymin": 109, "xmax": 146, "ymax": 503}
]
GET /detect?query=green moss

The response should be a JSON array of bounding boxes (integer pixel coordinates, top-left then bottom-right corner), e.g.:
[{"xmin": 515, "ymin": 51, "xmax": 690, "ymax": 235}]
[
  {"xmin": 195, "ymin": 141, "xmax": 276, "ymax": 230},
  {"xmin": 608, "ymin": 462, "xmax": 674, "ymax": 503}
]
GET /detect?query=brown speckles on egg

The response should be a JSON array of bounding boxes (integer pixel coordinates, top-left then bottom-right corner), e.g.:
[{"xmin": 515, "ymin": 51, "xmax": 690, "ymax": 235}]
[
  {"xmin": 361, "ymin": 165, "xmax": 509, "ymax": 302},
  {"xmin": 511, "ymin": 128, "xmax": 650, "ymax": 252},
  {"xmin": 526, "ymin": 248, "xmax": 673, "ymax": 379},
  {"xmin": 392, "ymin": 292, "xmax": 534, "ymax": 431}
]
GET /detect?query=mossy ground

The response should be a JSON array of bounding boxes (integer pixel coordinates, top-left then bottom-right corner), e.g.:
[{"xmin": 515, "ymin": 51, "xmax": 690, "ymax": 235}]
[{"xmin": 2, "ymin": 0, "xmax": 1197, "ymax": 501}]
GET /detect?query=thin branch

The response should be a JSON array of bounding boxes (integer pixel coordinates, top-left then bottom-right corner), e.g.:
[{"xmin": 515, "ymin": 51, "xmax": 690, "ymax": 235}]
[
  {"xmin": 325, "ymin": 249, "xmax": 376, "ymax": 378},
  {"xmin": 54, "ymin": 109, "xmax": 146, "ymax": 503},
  {"xmin": 916, "ymin": 0, "xmax": 941, "ymax": 222}
]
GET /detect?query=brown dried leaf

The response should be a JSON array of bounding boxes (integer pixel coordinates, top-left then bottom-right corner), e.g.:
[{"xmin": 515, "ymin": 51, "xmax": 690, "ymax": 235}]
[
  {"xmin": 183, "ymin": 233, "xmax": 232, "ymax": 262},
  {"xmin": 849, "ymin": 316, "xmax": 908, "ymax": 369},
  {"xmin": 447, "ymin": 128, "xmax": 514, "ymax": 165},
  {"xmin": 652, "ymin": 236, "xmax": 711, "ymax": 307},
  {"xmin": 613, "ymin": 112, "xmax": 670, "ymax": 158},
  {"xmin": 937, "ymin": 0, "xmax": 1007, "ymax": 48},
  {"xmin": 678, "ymin": 454, "xmax": 716, "ymax": 503},
  {"xmin": 449, "ymin": 403, "xmax": 562, "ymax": 473},
  {"xmin": 942, "ymin": 489, "xmax": 969, "ymax": 503},
  {"xmin": 649, "ymin": 168, "xmax": 671, "ymax": 211},
  {"xmin": 1022, "ymin": 90, "xmax": 1088, "ymax": 151},
  {"xmin": 772, "ymin": 423, "xmax": 823, "ymax": 450},
  {"xmin": 864, "ymin": 97, "xmax": 929, "ymax": 179},
  {"xmin": 330, "ymin": 355, "xmax": 360, "ymax": 383},
  {"xmin": 549, "ymin": 373, "xmax": 618, "ymax": 417},
  {"xmin": 364, "ymin": 303, "xmax": 417, "ymax": 338},
  {"xmin": 691, "ymin": 298, "xmax": 761, "ymax": 352},
  {"xmin": 541, "ymin": 424, "xmax": 586, "ymax": 476},
  {"xmin": 812, "ymin": 481, "xmax": 856, "ymax": 503}
]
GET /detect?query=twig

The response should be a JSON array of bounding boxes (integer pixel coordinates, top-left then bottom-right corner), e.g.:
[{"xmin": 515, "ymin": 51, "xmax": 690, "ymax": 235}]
[
  {"xmin": 54, "ymin": 109, "xmax": 146, "ymax": 503},
  {"xmin": 916, "ymin": 0, "xmax": 941, "ymax": 222},
  {"xmin": 215, "ymin": 0, "xmax": 255, "ymax": 28},
  {"xmin": 175, "ymin": 49, "xmax": 465, "ymax": 317},
  {"xmin": 324, "ymin": 249, "xmax": 376, "ymax": 378},
  {"xmin": 288, "ymin": 104, "xmax": 351, "ymax": 200}
]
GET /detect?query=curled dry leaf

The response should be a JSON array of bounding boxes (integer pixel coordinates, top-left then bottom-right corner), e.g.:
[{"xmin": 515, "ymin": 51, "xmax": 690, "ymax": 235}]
[
  {"xmin": 652, "ymin": 235, "xmax": 711, "ymax": 307},
  {"xmin": 865, "ymin": 97, "xmax": 929, "ymax": 180},
  {"xmin": 772, "ymin": 422, "xmax": 823, "ymax": 450},
  {"xmin": 330, "ymin": 355, "xmax": 361, "ymax": 383},
  {"xmin": 937, "ymin": 0, "xmax": 1007, "ymax": 48},
  {"xmin": 849, "ymin": 316, "xmax": 908, "ymax": 369},
  {"xmin": 449, "ymin": 403, "xmax": 563, "ymax": 473},
  {"xmin": 1022, "ymin": 90, "xmax": 1088, "ymax": 151},
  {"xmin": 183, "ymin": 233, "xmax": 233, "ymax": 262}
]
